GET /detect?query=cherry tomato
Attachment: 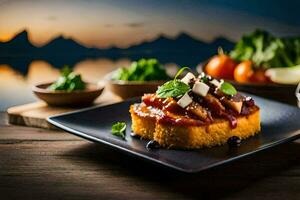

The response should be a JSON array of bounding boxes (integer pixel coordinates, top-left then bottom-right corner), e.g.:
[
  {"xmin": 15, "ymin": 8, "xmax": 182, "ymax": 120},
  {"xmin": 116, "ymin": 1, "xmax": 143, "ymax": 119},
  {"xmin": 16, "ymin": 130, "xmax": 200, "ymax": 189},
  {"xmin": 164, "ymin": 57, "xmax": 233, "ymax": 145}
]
[
  {"xmin": 234, "ymin": 60, "xmax": 254, "ymax": 83},
  {"xmin": 249, "ymin": 69, "xmax": 269, "ymax": 83},
  {"xmin": 205, "ymin": 55, "xmax": 237, "ymax": 80}
]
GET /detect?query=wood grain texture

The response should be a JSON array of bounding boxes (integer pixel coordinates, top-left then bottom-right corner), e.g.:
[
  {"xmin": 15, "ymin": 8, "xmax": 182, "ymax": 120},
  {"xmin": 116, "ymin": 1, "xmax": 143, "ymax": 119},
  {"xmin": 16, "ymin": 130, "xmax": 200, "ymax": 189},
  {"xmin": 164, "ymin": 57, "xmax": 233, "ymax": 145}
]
[
  {"xmin": 7, "ymin": 89, "xmax": 121, "ymax": 129},
  {"xmin": 0, "ymin": 112, "xmax": 300, "ymax": 200}
]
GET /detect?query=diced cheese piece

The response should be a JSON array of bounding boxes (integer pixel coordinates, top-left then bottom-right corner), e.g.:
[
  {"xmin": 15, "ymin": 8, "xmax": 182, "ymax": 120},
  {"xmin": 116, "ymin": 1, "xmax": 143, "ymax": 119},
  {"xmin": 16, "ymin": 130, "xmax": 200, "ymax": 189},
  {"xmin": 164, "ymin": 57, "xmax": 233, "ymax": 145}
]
[
  {"xmin": 231, "ymin": 101, "xmax": 243, "ymax": 113},
  {"xmin": 192, "ymin": 81, "xmax": 210, "ymax": 97},
  {"xmin": 177, "ymin": 93, "xmax": 193, "ymax": 108},
  {"xmin": 210, "ymin": 79, "xmax": 221, "ymax": 88},
  {"xmin": 224, "ymin": 100, "xmax": 243, "ymax": 113},
  {"xmin": 181, "ymin": 72, "xmax": 195, "ymax": 85}
]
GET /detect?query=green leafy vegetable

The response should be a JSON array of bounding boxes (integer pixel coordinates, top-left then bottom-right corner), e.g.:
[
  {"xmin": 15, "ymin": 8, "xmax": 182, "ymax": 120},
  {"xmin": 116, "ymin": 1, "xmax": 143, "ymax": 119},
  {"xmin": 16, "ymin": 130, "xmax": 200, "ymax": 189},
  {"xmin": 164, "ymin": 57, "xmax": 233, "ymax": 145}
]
[
  {"xmin": 156, "ymin": 66, "xmax": 192, "ymax": 98},
  {"xmin": 48, "ymin": 66, "xmax": 86, "ymax": 92},
  {"xmin": 112, "ymin": 58, "xmax": 170, "ymax": 81},
  {"xmin": 220, "ymin": 82, "xmax": 237, "ymax": 95},
  {"xmin": 230, "ymin": 29, "xmax": 300, "ymax": 69},
  {"xmin": 111, "ymin": 122, "xmax": 126, "ymax": 139},
  {"xmin": 156, "ymin": 79, "xmax": 190, "ymax": 98}
]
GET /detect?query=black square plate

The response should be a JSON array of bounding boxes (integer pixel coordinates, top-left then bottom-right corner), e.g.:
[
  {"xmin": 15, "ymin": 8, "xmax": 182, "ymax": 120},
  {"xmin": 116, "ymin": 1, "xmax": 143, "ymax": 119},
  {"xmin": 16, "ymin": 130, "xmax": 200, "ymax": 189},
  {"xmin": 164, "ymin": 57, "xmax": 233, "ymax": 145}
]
[{"xmin": 47, "ymin": 95, "xmax": 300, "ymax": 173}]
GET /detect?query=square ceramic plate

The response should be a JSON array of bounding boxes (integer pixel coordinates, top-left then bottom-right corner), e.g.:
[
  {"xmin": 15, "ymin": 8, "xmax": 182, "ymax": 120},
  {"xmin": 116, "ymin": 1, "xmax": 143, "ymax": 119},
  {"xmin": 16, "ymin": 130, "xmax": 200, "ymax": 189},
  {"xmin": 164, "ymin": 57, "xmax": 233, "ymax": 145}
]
[{"xmin": 47, "ymin": 95, "xmax": 300, "ymax": 173}]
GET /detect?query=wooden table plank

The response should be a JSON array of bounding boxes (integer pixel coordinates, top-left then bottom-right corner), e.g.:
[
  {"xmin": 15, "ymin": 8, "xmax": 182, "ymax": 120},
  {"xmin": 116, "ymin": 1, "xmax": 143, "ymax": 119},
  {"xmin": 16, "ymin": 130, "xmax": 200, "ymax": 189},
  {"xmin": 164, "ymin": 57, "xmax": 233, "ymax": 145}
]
[{"xmin": 0, "ymin": 112, "xmax": 300, "ymax": 200}]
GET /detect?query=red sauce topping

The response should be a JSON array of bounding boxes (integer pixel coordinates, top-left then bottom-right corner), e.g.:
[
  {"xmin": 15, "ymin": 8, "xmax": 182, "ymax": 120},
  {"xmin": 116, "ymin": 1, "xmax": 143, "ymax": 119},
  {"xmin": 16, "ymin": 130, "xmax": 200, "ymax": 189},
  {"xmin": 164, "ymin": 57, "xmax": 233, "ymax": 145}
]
[{"xmin": 134, "ymin": 93, "xmax": 258, "ymax": 128}]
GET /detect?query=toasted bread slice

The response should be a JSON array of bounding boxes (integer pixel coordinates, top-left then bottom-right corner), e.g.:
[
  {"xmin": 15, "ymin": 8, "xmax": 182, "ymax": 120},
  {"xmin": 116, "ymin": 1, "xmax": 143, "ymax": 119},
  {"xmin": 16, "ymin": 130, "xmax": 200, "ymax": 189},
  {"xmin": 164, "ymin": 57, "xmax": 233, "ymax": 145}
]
[{"xmin": 130, "ymin": 105, "xmax": 260, "ymax": 149}]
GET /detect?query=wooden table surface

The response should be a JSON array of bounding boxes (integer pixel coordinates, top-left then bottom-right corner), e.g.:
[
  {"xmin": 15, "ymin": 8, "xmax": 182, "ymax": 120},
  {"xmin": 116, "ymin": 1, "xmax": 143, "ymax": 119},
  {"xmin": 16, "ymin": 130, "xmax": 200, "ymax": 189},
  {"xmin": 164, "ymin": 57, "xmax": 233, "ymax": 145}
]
[{"xmin": 0, "ymin": 112, "xmax": 300, "ymax": 200}]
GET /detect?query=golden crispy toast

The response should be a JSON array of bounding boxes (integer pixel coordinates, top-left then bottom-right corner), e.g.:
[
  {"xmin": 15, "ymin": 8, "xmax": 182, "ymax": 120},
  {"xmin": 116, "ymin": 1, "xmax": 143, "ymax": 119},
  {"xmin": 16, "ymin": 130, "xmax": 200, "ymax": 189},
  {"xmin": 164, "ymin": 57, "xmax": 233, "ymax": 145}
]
[{"xmin": 130, "ymin": 104, "xmax": 260, "ymax": 149}]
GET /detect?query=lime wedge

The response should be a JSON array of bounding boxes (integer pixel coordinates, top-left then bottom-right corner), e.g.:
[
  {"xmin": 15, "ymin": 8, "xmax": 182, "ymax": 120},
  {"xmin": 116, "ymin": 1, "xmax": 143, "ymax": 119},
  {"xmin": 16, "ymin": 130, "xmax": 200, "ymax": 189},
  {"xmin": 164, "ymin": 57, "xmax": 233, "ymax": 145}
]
[{"xmin": 265, "ymin": 65, "xmax": 300, "ymax": 85}]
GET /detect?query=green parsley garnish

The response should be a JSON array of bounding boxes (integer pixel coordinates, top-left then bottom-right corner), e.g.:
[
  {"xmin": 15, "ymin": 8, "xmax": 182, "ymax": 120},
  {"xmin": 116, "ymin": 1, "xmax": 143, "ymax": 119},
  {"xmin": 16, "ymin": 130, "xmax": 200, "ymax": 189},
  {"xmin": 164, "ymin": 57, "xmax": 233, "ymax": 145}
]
[
  {"xmin": 156, "ymin": 67, "xmax": 191, "ymax": 98},
  {"xmin": 111, "ymin": 122, "xmax": 126, "ymax": 139},
  {"xmin": 48, "ymin": 66, "xmax": 86, "ymax": 92},
  {"xmin": 220, "ymin": 82, "xmax": 237, "ymax": 95}
]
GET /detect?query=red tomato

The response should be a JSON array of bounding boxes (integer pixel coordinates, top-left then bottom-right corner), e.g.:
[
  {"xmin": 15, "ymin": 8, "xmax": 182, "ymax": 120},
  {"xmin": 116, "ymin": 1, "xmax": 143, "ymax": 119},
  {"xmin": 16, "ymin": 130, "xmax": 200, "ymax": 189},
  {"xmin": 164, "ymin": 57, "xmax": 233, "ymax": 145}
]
[
  {"xmin": 234, "ymin": 60, "xmax": 254, "ymax": 83},
  {"xmin": 249, "ymin": 69, "xmax": 269, "ymax": 83},
  {"xmin": 205, "ymin": 55, "xmax": 237, "ymax": 80}
]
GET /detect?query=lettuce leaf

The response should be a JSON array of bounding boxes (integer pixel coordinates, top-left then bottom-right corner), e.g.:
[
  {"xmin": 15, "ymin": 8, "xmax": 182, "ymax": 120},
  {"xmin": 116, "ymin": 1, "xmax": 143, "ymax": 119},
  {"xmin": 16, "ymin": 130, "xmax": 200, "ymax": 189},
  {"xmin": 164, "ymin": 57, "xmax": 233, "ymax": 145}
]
[{"xmin": 230, "ymin": 29, "xmax": 300, "ymax": 69}]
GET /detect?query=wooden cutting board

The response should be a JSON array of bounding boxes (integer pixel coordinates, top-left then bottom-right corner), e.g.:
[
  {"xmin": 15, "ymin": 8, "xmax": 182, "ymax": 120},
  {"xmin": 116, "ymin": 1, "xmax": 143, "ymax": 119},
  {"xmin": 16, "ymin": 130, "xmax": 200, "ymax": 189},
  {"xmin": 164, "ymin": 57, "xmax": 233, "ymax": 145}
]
[{"xmin": 7, "ymin": 90, "xmax": 121, "ymax": 129}]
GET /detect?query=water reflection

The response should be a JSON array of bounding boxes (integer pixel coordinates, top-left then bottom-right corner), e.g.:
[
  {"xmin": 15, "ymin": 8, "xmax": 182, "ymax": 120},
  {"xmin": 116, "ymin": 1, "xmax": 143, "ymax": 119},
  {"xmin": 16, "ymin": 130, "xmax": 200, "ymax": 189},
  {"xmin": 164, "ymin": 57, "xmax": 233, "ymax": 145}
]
[
  {"xmin": 0, "ymin": 64, "xmax": 35, "ymax": 110},
  {"xmin": 0, "ymin": 58, "xmax": 136, "ymax": 110},
  {"xmin": 74, "ymin": 58, "xmax": 131, "ymax": 82},
  {"xmin": 27, "ymin": 60, "xmax": 60, "ymax": 84},
  {"xmin": 0, "ymin": 58, "xmax": 180, "ymax": 111}
]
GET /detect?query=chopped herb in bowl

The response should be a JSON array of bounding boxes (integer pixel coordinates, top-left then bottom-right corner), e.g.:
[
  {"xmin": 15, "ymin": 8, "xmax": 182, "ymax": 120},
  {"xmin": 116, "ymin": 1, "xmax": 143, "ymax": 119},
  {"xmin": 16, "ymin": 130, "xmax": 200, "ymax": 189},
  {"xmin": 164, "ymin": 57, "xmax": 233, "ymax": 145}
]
[
  {"xmin": 48, "ymin": 66, "xmax": 86, "ymax": 92},
  {"xmin": 111, "ymin": 58, "xmax": 170, "ymax": 81}
]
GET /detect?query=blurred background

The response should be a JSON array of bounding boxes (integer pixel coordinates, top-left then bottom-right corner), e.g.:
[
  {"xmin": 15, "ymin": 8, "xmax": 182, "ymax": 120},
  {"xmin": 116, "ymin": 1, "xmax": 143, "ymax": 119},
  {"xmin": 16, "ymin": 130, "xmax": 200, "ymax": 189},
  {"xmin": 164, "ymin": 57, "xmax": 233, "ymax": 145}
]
[{"xmin": 1, "ymin": 0, "xmax": 300, "ymax": 110}]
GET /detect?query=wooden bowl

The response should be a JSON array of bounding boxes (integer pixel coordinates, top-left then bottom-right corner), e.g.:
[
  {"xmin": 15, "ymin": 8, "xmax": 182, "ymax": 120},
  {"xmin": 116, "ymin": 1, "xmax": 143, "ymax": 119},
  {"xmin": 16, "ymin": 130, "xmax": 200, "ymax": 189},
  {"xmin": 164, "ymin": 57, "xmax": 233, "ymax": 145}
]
[
  {"xmin": 32, "ymin": 82, "xmax": 104, "ymax": 107},
  {"xmin": 105, "ymin": 71, "xmax": 167, "ymax": 99},
  {"xmin": 106, "ymin": 79, "xmax": 166, "ymax": 99}
]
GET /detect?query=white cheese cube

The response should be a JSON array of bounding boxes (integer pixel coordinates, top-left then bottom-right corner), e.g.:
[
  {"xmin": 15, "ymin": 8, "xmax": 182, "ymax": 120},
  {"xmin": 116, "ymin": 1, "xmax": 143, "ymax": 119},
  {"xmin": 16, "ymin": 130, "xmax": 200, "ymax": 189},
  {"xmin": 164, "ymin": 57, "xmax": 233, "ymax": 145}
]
[
  {"xmin": 181, "ymin": 72, "xmax": 195, "ymax": 85},
  {"xmin": 230, "ymin": 101, "xmax": 243, "ymax": 113},
  {"xmin": 192, "ymin": 81, "xmax": 210, "ymax": 97},
  {"xmin": 210, "ymin": 79, "xmax": 221, "ymax": 88},
  {"xmin": 223, "ymin": 100, "xmax": 243, "ymax": 113},
  {"xmin": 177, "ymin": 93, "xmax": 193, "ymax": 108}
]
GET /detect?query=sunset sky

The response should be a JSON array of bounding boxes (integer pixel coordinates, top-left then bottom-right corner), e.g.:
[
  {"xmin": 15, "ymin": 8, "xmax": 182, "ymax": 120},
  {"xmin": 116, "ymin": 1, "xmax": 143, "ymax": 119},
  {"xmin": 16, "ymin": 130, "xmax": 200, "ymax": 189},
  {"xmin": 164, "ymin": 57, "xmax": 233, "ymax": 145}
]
[{"xmin": 0, "ymin": 0, "xmax": 300, "ymax": 48}]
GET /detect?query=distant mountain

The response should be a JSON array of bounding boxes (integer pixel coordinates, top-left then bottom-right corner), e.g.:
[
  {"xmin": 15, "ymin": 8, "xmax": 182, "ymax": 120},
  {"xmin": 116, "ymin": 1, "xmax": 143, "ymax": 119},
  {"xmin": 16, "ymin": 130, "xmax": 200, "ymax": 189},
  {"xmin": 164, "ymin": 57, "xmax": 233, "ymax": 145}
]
[
  {"xmin": 0, "ymin": 30, "xmax": 36, "ymax": 56},
  {"xmin": 0, "ymin": 30, "xmax": 234, "ymax": 56},
  {"xmin": 118, "ymin": 32, "xmax": 235, "ymax": 67},
  {"xmin": 41, "ymin": 36, "xmax": 88, "ymax": 54},
  {"xmin": 209, "ymin": 36, "xmax": 236, "ymax": 52},
  {"xmin": 0, "ymin": 29, "xmax": 235, "ymax": 73},
  {"xmin": 122, "ymin": 32, "xmax": 235, "ymax": 56}
]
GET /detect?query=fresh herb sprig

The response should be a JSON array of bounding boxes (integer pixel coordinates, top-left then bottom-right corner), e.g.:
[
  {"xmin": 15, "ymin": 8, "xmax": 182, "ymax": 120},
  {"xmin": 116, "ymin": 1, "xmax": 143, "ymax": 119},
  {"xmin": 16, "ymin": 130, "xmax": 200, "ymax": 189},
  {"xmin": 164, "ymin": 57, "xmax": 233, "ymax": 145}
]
[
  {"xmin": 174, "ymin": 67, "xmax": 190, "ymax": 79},
  {"xmin": 111, "ymin": 122, "xmax": 126, "ymax": 139},
  {"xmin": 156, "ymin": 67, "xmax": 191, "ymax": 98}
]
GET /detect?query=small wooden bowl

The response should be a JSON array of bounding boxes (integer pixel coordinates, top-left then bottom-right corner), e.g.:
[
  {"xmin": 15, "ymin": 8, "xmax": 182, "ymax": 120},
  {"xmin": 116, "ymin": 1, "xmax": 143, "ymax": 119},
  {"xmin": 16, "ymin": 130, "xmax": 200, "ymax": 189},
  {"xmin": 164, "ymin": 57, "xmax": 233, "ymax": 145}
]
[
  {"xmin": 106, "ymin": 79, "xmax": 166, "ymax": 99},
  {"xmin": 105, "ymin": 71, "xmax": 167, "ymax": 99},
  {"xmin": 32, "ymin": 82, "xmax": 104, "ymax": 107}
]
